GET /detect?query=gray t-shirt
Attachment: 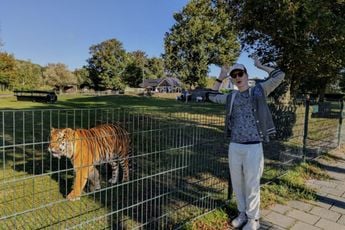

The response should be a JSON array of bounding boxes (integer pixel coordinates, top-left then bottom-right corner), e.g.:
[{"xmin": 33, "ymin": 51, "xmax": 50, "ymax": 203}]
[{"xmin": 230, "ymin": 89, "xmax": 262, "ymax": 143}]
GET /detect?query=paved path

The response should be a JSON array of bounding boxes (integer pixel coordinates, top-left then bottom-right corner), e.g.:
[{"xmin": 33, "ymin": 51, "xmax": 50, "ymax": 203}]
[{"xmin": 260, "ymin": 149, "xmax": 345, "ymax": 230}]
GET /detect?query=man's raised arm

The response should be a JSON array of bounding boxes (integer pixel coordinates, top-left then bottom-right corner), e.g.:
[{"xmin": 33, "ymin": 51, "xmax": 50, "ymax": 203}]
[{"xmin": 208, "ymin": 66, "xmax": 230, "ymax": 104}]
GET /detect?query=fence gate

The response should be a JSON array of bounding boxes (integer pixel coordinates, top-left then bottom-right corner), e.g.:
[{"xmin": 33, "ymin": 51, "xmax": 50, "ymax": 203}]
[{"xmin": 0, "ymin": 108, "xmax": 228, "ymax": 229}]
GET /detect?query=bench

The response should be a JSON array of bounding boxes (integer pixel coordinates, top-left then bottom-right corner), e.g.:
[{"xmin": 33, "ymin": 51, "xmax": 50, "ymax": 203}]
[{"xmin": 13, "ymin": 90, "xmax": 58, "ymax": 103}]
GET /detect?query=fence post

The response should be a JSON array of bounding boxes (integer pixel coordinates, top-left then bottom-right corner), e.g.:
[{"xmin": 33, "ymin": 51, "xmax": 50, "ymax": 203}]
[
  {"xmin": 337, "ymin": 100, "xmax": 344, "ymax": 148},
  {"xmin": 302, "ymin": 95, "xmax": 310, "ymax": 162},
  {"xmin": 228, "ymin": 172, "xmax": 233, "ymax": 200}
]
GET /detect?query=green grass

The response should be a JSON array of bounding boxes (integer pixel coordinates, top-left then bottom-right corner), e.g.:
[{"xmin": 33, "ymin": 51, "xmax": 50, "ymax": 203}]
[
  {"xmin": 0, "ymin": 93, "xmax": 223, "ymax": 112},
  {"xmin": 0, "ymin": 90, "xmax": 13, "ymax": 95},
  {"xmin": 0, "ymin": 168, "xmax": 108, "ymax": 229},
  {"xmin": 260, "ymin": 162, "xmax": 326, "ymax": 208},
  {"xmin": 184, "ymin": 208, "xmax": 231, "ymax": 230}
]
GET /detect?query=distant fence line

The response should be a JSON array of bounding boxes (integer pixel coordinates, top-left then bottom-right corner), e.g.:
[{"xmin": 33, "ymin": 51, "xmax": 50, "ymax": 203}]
[{"xmin": 0, "ymin": 99, "xmax": 343, "ymax": 229}]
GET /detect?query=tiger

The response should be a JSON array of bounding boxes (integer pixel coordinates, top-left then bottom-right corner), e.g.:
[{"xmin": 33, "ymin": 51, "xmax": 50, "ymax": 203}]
[{"xmin": 48, "ymin": 123, "xmax": 131, "ymax": 201}]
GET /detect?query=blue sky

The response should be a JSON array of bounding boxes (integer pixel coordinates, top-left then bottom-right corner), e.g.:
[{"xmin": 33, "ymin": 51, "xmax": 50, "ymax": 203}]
[{"xmin": 0, "ymin": 0, "xmax": 268, "ymax": 78}]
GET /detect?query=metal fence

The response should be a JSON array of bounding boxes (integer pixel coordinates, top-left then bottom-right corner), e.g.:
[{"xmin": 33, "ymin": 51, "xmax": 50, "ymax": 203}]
[
  {"xmin": 0, "ymin": 99, "xmax": 343, "ymax": 229},
  {"xmin": 0, "ymin": 108, "xmax": 228, "ymax": 229},
  {"xmin": 265, "ymin": 99, "xmax": 343, "ymax": 166}
]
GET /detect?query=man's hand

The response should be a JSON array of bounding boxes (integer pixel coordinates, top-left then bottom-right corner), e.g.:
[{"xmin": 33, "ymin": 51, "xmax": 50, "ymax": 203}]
[
  {"xmin": 213, "ymin": 65, "xmax": 230, "ymax": 91},
  {"xmin": 251, "ymin": 54, "xmax": 274, "ymax": 74},
  {"xmin": 252, "ymin": 54, "xmax": 262, "ymax": 69},
  {"xmin": 219, "ymin": 65, "xmax": 230, "ymax": 81}
]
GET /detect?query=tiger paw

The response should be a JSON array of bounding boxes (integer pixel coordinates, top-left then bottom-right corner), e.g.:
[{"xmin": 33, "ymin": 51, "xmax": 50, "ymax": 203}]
[
  {"xmin": 89, "ymin": 184, "xmax": 101, "ymax": 192},
  {"xmin": 67, "ymin": 191, "xmax": 81, "ymax": 201}
]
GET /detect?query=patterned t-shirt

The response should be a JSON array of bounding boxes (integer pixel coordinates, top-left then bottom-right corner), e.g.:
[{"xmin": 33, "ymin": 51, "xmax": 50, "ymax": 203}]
[{"xmin": 230, "ymin": 89, "xmax": 262, "ymax": 143}]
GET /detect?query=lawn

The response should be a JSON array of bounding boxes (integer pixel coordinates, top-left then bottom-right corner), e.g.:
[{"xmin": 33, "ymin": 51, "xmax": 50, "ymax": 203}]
[{"xmin": 0, "ymin": 93, "xmax": 223, "ymax": 112}]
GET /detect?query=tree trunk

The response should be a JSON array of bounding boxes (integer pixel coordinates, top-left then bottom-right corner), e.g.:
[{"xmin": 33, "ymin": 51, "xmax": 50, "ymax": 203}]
[
  {"xmin": 280, "ymin": 88, "xmax": 292, "ymax": 104},
  {"xmin": 318, "ymin": 87, "xmax": 326, "ymax": 102}
]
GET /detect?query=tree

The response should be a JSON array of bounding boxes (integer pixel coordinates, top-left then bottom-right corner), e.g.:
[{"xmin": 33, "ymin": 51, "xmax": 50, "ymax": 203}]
[
  {"xmin": 86, "ymin": 39, "xmax": 127, "ymax": 91},
  {"xmin": 228, "ymin": 0, "xmax": 345, "ymax": 101},
  {"xmin": 164, "ymin": 0, "xmax": 240, "ymax": 88},
  {"xmin": 74, "ymin": 67, "xmax": 91, "ymax": 89},
  {"xmin": 122, "ymin": 63, "xmax": 143, "ymax": 87},
  {"xmin": 0, "ymin": 52, "xmax": 16, "ymax": 90},
  {"xmin": 147, "ymin": 57, "xmax": 165, "ymax": 79},
  {"xmin": 14, "ymin": 60, "xmax": 42, "ymax": 90},
  {"xmin": 122, "ymin": 51, "xmax": 148, "ymax": 87},
  {"xmin": 43, "ymin": 63, "xmax": 77, "ymax": 92}
]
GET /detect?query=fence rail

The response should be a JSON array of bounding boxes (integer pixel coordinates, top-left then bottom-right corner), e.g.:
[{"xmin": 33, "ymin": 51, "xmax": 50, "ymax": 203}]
[{"xmin": 0, "ymin": 99, "xmax": 343, "ymax": 229}]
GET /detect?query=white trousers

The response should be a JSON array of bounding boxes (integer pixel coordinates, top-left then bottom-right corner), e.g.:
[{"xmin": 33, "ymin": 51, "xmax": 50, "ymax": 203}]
[{"xmin": 228, "ymin": 142, "xmax": 264, "ymax": 219}]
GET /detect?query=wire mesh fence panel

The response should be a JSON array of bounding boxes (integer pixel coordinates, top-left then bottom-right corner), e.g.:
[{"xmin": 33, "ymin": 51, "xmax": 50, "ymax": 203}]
[
  {"xmin": 0, "ymin": 100, "xmax": 343, "ymax": 229},
  {"xmin": 262, "ymin": 102, "xmax": 307, "ymax": 178},
  {"xmin": 0, "ymin": 108, "xmax": 228, "ymax": 229},
  {"xmin": 263, "ymin": 100, "xmax": 342, "ymax": 179},
  {"xmin": 307, "ymin": 101, "xmax": 343, "ymax": 154}
]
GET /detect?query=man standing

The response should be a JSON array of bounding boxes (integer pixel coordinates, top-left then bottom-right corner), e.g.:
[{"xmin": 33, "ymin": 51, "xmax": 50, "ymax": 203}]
[{"xmin": 209, "ymin": 57, "xmax": 285, "ymax": 230}]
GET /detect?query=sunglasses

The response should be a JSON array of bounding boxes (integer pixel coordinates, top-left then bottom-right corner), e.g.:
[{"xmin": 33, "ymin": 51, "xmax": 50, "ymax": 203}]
[{"xmin": 230, "ymin": 71, "xmax": 245, "ymax": 79}]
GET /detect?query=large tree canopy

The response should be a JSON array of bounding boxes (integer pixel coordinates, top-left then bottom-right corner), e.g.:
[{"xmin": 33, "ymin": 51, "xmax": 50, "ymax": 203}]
[
  {"xmin": 228, "ymin": 0, "xmax": 345, "ymax": 100},
  {"xmin": 43, "ymin": 63, "xmax": 77, "ymax": 91},
  {"xmin": 74, "ymin": 67, "xmax": 91, "ymax": 89},
  {"xmin": 164, "ymin": 0, "xmax": 240, "ymax": 88},
  {"xmin": 0, "ymin": 52, "xmax": 16, "ymax": 89},
  {"xmin": 123, "ymin": 51, "xmax": 166, "ymax": 87},
  {"xmin": 15, "ymin": 60, "xmax": 42, "ymax": 90},
  {"xmin": 87, "ymin": 38, "xmax": 127, "ymax": 90},
  {"xmin": 147, "ymin": 57, "xmax": 165, "ymax": 79},
  {"xmin": 122, "ymin": 51, "xmax": 148, "ymax": 87}
]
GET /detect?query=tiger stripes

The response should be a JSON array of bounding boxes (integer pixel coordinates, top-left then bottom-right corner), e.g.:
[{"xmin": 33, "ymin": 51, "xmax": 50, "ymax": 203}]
[{"xmin": 48, "ymin": 123, "xmax": 131, "ymax": 201}]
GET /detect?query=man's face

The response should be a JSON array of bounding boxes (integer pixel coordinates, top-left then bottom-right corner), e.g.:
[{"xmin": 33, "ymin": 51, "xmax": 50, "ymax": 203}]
[{"xmin": 231, "ymin": 70, "xmax": 248, "ymax": 89}]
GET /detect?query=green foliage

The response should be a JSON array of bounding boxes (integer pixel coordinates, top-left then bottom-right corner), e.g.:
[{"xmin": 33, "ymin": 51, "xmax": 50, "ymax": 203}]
[
  {"xmin": 0, "ymin": 52, "xmax": 16, "ymax": 89},
  {"xmin": 74, "ymin": 67, "xmax": 91, "ymax": 88},
  {"xmin": 229, "ymin": 0, "xmax": 345, "ymax": 98},
  {"xmin": 86, "ymin": 38, "xmax": 127, "ymax": 90},
  {"xmin": 122, "ymin": 51, "xmax": 147, "ymax": 87},
  {"xmin": 123, "ymin": 51, "xmax": 165, "ymax": 87},
  {"xmin": 0, "ymin": 53, "xmax": 46, "ymax": 91},
  {"xmin": 122, "ymin": 63, "xmax": 143, "ymax": 87},
  {"xmin": 147, "ymin": 57, "xmax": 165, "ymax": 79},
  {"xmin": 219, "ymin": 88, "xmax": 232, "ymax": 94},
  {"xmin": 43, "ymin": 63, "xmax": 77, "ymax": 90},
  {"xmin": 164, "ymin": 0, "xmax": 240, "ymax": 88},
  {"xmin": 14, "ymin": 60, "xmax": 42, "ymax": 90}
]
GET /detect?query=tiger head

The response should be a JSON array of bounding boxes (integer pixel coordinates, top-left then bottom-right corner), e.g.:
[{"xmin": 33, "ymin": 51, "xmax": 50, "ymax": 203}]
[{"xmin": 48, "ymin": 128, "xmax": 75, "ymax": 159}]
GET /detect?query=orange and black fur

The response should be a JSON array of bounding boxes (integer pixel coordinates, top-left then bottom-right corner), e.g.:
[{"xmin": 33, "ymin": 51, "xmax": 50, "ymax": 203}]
[{"xmin": 48, "ymin": 124, "xmax": 131, "ymax": 201}]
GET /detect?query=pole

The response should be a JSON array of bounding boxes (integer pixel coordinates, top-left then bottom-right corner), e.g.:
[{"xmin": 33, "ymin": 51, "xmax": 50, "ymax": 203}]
[
  {"xmin": 302, "ymin": 95, "xmax": 310, "ymax": 162},
  {"xmin": 228, "ymin": 172, "xmax": 233, "ymax": 200},
  {"xmin": 337, "ymin": 100, "xmax": 344, "ymax": 148}
]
